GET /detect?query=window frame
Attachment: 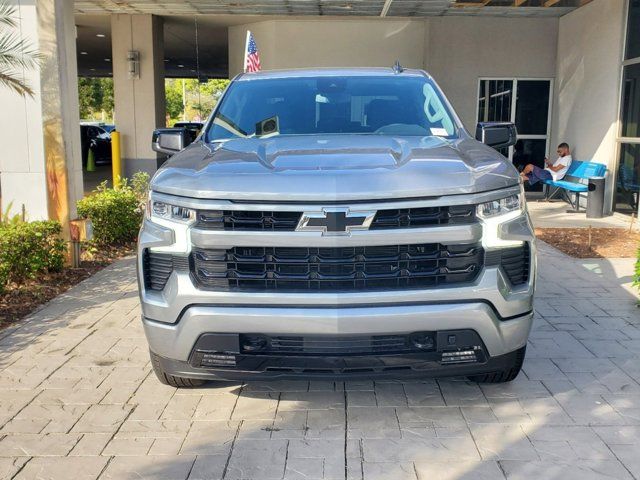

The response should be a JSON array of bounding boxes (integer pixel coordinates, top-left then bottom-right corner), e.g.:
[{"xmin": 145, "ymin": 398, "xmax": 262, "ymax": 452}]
[
  {"xmin": 614, "ymin": 0, "xmax": 640, "ymax": 217},
  {"xmin": 476, "ymin": 77, "xmax": 554, "ymax": 162}
]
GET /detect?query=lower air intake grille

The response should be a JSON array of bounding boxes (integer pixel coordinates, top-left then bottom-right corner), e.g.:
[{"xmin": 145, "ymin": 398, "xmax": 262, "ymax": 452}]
[
  {"xmin": 142, "ymin": 250, "xmax": 189, "ymax": 291},
  {"xmin": 191, "ymin": 243, "xmax": 484, "ymax": 292},
  {"xmin": 485, "ymin": 244, "xmax": 530, "ymax": 286},
  {"xmin": 501, "ymin": 243, "xmax": 530, "ymax": 286},
  {"xmin": 254, "ymin": 334, "xmax": 416, "ymax": 355}
]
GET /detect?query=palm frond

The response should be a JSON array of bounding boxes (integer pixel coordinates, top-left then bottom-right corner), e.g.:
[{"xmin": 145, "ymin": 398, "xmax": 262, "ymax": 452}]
[
  {"xmin": 0, "ymin": 32, "xmax": 42, "ymax": 70},
  {"xmin": 0, "ymin": 1, "xmax": 18, "ymax": 29},
  {"xmin": 0, "ymin": 67, "xmax": 34, "ymax": 97},
  {"xmin": 0, "ymin": 2, "xmax": 41, "ymax": 98}
]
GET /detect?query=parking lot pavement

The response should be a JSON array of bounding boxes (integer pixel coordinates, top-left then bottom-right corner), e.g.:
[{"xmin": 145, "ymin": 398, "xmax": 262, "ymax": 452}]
[{"xmin": 0, "ymin": 242, "xmax": 638, "ymax": 480}]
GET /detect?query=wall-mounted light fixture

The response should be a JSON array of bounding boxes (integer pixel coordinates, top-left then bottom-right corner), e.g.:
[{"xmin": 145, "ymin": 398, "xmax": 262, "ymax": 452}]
[{"xmin": 127, "ymin": 50, "xmax": 140, "ymax": 79}]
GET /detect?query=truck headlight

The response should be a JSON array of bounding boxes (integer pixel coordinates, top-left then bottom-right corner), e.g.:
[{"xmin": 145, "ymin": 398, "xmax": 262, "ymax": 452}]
[
  {"xmin": 477, "ymin": 194, "xmax": 523, "ymax": 219},
  {"xmin": 478, "ymin": 191, "xmax": 527, "ymax": 248},
  {"xmin": 147, "ymin": 200, "xmax": 196, "ymax": 224}
]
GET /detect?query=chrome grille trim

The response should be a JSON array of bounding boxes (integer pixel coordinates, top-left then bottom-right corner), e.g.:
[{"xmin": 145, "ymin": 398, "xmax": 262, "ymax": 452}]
[
  {"xmin": 150, "ymin": 186, "xmax": 521, "ymax": 212},
  {"xmin": 190, "ymin": 224, "xmax": 483, "ymax": 248}
]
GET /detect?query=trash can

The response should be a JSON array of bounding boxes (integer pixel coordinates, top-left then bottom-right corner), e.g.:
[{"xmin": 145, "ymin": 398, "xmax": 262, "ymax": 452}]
[{"xmin": 586, "ymin": 176, "xmax": 606, "ymax": 218}]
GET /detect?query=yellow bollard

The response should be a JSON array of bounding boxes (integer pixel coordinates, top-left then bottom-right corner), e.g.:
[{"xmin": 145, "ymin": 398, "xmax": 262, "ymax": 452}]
[{"xmin": 111, "ymin": 130, "xmax": 122, "ymax": 189}]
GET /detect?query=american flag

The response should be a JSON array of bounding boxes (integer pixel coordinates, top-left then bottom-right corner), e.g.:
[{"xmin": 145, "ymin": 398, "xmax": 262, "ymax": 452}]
[{"xmin": 244, "ymin": 31, "xmax": 261, "ymax": 73}]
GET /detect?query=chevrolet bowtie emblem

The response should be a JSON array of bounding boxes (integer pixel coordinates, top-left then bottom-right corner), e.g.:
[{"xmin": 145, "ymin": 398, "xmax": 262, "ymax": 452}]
[{"xmin": 296, "ymin": 208, "xmax": 376, "ymax": 236}]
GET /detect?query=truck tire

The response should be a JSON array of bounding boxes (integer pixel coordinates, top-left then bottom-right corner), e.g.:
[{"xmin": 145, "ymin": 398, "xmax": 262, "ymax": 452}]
[
  {"xmin": 467, "ymin": 346, "xmax": 526, "ymax": 383},
  {"xmin": 150, "ymin": 352, "xmax": 206, "ymax": 388}
]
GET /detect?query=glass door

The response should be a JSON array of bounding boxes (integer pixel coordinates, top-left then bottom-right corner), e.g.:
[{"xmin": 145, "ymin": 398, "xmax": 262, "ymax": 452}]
[
  {"xmin": 615, "ymin": 0, "xmax": 640, "ymax": 215},
  {"xmin": 478, "ymin": 78, "xmax": 552, "ymax": 191},
  {"xmin": 478, "ymin": 79, "xmax": 513, "ymax": 158}
]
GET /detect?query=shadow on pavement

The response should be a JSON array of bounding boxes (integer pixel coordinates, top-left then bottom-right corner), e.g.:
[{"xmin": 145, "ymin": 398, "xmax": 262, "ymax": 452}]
[{"xmin": 1, "ymin": 243, "xmax": 640, "ymax": 479}]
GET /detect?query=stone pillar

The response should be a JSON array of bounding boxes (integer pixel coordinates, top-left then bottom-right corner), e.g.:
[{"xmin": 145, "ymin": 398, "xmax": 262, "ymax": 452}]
[
  {"xmin": 111, "ymin": 14, "xmax": 165, "ymax": 177},
  {"xmin": 0, "ymin": 0, "xmax": 83, "ymax": 227}
]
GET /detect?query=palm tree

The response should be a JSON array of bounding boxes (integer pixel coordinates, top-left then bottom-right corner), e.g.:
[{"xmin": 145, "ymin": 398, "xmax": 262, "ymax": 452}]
[{"xmin": 0, "ymin": 1, "xmax": 41, "ymax": 97}]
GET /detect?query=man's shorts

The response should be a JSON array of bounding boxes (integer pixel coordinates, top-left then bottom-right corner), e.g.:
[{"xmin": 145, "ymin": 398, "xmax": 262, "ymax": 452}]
[{"xmin": 527, "ymin": 165, "xmax": 552, "ymax": 185}]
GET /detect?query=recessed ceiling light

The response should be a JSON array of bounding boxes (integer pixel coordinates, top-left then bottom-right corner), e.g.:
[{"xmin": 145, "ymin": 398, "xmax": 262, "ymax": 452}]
[
  {"xmin": 96, "ymin": 33, "xmax": 106, "ymax": 38},
  {"xmin": 90, "ymin": 68, "xmax": 96, "ymax": 71},
  {"xmin": 191, "ymin": 69, "xmax": 196, "ymax": 72},
  {"xmin": 178, "ymin": 64, "xmax": 184, "ymax": 68},
  {"xmin": 164, "ymin": 59, "xmax": 169, "ymax": 62},
  {"xmin": 104, "ymin": 58, "xmax": 111, "ymax": 62},
  {"xmin": 80, "ymin": 51, "xmax": 88, "ymax": 55}
]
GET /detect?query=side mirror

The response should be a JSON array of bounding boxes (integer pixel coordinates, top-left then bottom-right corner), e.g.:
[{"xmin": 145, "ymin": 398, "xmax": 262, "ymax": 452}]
[
  {"xmin": 152, "ymin": 128, "xmax": 191, "ymax": 156},
  {"xmin": 475, "ymin": 122, "xmax": 518, "ymax": 149}
]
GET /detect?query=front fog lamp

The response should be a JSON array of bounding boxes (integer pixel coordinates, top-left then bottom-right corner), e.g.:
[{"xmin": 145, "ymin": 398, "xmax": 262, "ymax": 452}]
[
  {"xmin": 477, "ymin": 194, "xmax": 522, "ymax": 219},
  {"xmin": 150, "ymin": 200, "xmax": 196, "ymax": 223}
]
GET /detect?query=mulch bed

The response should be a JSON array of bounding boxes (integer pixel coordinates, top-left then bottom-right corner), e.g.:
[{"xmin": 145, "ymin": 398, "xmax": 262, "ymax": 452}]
[
  {"xmin": 0, "ymin": 243, "xmax": 135, "ymax": 329},
  {"xmin": 535, "ymin": 227, "xmax": 640, "ymax": 259}
]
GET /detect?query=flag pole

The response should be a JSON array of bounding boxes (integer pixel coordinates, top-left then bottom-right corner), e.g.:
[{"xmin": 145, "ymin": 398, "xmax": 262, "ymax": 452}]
[{"xmin": 243, "ymin": 30, "xmax": 251, "ymax": 73}]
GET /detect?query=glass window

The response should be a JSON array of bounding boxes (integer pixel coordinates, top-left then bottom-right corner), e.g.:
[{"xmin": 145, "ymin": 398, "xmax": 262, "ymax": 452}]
[
  {"xmin": 515, "ymin": 81, "xmax": 550, "ymax": 135},
  {"xmin": 206, "ymin": 76, "xmax": 458, "ymax": 141},
  {"xmin": 626, "ymin": 0, "xmax": 640, "ymax": 60},
  {"xmin": 478, "ymin": 80, "xmax": 513, "ymax": 123},
  {"xmin": 615, "ymin": 143, "xmax": 640, "ymax": 214},
  {"xmin": 615, "ymin": 1, "xmax": 640, "ymax": 215},
  {"xmin": 514, "ymin": 139, "xmax": 548, "ymax": 192},
  {"xmin": 621, "ymin": 63, "xmax": 640, "ymax": 138}
]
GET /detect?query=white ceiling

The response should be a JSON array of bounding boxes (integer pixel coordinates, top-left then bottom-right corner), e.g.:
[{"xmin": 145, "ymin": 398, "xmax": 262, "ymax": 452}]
[
  {"xmin": 74, "ymin": 0, "xmax": 592, "ymax": 78},
  {"xmin": 74, "ymin": 0, "xmax": 591, "ymax": 16},
  {"xmin": 76, "ymin": 15, "xmax": 259, "ymax": 77}
]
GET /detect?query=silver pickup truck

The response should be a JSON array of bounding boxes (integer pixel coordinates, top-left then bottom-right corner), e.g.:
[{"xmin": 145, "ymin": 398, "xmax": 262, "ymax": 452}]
[{"xmin": 139, "ymin": 67, "xmax": 535, "ymax": 387}]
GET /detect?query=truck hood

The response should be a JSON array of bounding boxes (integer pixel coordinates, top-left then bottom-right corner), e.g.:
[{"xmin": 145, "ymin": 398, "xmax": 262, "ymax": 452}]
[{"xmin": 151, "ymin": 135, "xmax": 519, "ymax": 201}]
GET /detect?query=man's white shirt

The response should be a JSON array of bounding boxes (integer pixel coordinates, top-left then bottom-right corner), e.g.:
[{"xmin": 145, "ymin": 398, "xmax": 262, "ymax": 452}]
[{"xmin": 546, "ymin": 155, "xmax": 572, "ymax": 181}]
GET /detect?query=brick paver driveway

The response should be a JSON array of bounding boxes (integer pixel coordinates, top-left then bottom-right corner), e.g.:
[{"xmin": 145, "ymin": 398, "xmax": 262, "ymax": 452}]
[{"xmin": 0, "ymin": 243, "xmax": 639, "ymax": 480}]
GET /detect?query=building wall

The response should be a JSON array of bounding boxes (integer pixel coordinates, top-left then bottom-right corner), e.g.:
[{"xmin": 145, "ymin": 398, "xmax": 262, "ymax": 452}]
[
  {"xmin": 0, "ymin": 0, "xmax": 82, "ymax": 222},
  {"xmin": 427, "ymin": 16, "xmax": 559, "ymax": 131},
  {"xmin": 228, "ymin": 17, "xmax": 557, "ymax": 132},
  {"xmin": 552, "ymin": 0, "xmax": 626, "ymax": 212},
  {"xmin": 0, "ymin": 0, "xmax": 49, "ymax": 219},
  {"xmin": 229, "ymin": 18, "xmax": 427, "ymax": 77}
]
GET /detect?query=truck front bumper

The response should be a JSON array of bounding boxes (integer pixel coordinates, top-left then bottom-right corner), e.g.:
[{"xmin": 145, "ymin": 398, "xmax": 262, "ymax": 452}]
[
  {"xmin": 143, "ymin": 302, "xmax": 532, "ymax": 380},
  {"xmin": 138, "ymin": 190, "xmax": 536, "ymax": 380}
]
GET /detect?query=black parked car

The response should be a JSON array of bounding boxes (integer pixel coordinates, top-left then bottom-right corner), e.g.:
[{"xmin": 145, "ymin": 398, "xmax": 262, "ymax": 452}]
[{"xmin": 80, "ymin": 125, "xmax": 112, "ymax": 166}]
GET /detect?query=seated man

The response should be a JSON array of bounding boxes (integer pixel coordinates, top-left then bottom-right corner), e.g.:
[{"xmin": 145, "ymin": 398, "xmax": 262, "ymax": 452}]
[{"xmin": 521, "ymin": 143, "xmax": 572, "ymax": 185}]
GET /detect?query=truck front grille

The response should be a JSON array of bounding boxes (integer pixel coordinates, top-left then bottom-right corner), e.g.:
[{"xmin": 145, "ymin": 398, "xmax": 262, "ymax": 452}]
[
  {"xmin": 191, "ymin": 243, "xmax": 484, "ymax": 292},
  {"xmin": 195, "ymin": 205, "xmax": 476, "ymax": 231},
  {"xmin": 370, "ymin": 205, "xmax": 475, "ymax": 229},
  {"xmin": 196, "ymin": 210, "xmax": 301, "ymax": 231}
]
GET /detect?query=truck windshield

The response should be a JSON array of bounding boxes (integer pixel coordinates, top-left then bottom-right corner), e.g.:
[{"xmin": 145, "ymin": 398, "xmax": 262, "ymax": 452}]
[{"xmin": 205, "ymin": 75, "xmax": 458, "ymax": 142}]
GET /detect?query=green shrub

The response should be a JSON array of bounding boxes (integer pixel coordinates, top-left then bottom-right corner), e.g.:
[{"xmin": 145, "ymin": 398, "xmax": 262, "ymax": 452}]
[
  {"xmin": 77, "ymin": 182, "xmax": 141, "ymax": 246},
  {"xmin": 634, "ymin": 244, "xmax": 640, "ymax": 295},
  {"xmin": 76, "ymin": 172, "xmax": 149, "ymax": 246},
  {"xmin": 0, "ymin": 221, "xmax": 66, "ymax": 293}
]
